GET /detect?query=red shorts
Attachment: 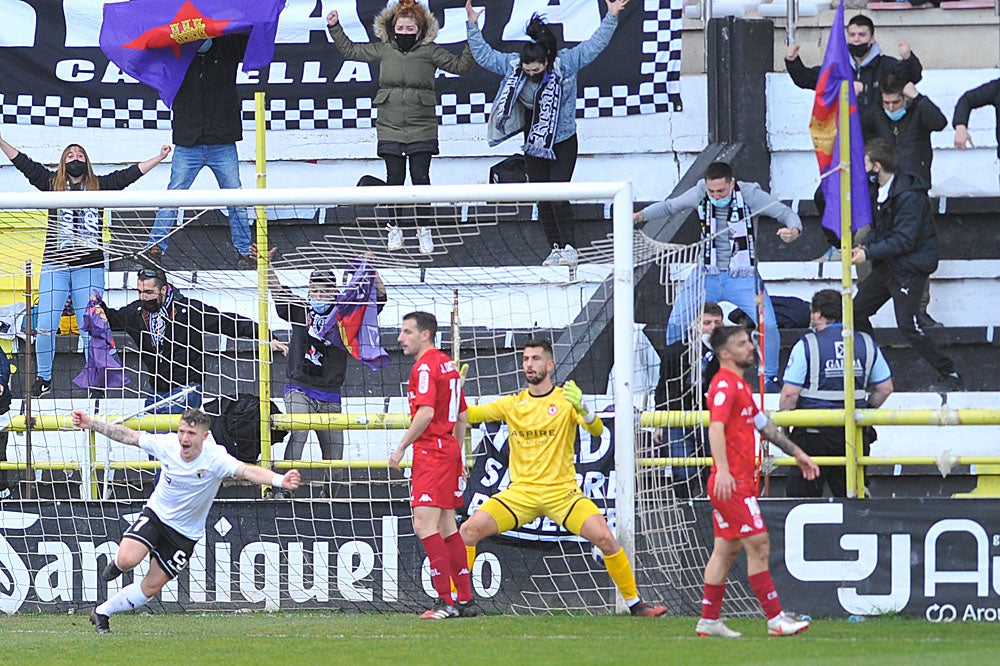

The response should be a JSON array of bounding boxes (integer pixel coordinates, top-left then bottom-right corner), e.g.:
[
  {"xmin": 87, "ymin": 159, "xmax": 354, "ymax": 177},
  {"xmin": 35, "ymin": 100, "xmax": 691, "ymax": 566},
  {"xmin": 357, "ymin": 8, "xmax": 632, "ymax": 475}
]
[
  {"xmin": 708, "ymin": 473, "xmax": 766, "ymax": 541},
  {"xmin": 410, "ymin": 443, "xmax": 464, "ymax": 509}
]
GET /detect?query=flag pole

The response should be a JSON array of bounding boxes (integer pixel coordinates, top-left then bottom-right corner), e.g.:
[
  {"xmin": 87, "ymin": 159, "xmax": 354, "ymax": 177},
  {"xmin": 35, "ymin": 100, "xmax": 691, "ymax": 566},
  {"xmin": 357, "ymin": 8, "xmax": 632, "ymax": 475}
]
[
  {"xmin": 838, "ymin": 80, "xmax": 860, "ymax": 498},
  {"xmin": 255, "ymin": 91, "xmax": 273, "ymax": 491}
]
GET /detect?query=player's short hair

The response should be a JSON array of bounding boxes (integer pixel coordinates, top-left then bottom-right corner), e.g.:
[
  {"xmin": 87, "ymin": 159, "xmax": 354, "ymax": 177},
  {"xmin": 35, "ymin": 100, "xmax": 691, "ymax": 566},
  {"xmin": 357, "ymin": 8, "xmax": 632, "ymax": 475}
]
[
  {"xmin": 865, "ymin": 138, "xmax": 897, "ymax": 174},
  {"xmin": 810, "ymin": 289, "xmax": 842, "ymax": 323},
  {"xmin": 136, "ymin": 267, "xmax": 167, "ymax": 288},
  {"xmin": 702, "ymin": 301, "xmax": 724, "ymax": 318},
  {"xmin": 523, "ymin": 337, "xmax": 554, "ymax": 357},
  {"xmin": 709, "ymin": 325, "xmax": 749, "ymax": 354},
  {"xmin": 403, "ymin": 311, "xmax": 437, "ymax": 337},
  {"xmin": 880, "ymin": 72, "xmax": 907, "ymax": 97},
  {"xmin": 703, "ymin": 161, "xmax": 733, "ymax": 182},
  {"xmin": 179, "ymin": 408, "xmax": 211, "ymax": 431},
  {"xmin": 309, "ymin": 268, "xmax": 338, "ymax": 289},
  {"xmin": 848, "ymin": 14, "xmax": 875, "ymax": 34}
]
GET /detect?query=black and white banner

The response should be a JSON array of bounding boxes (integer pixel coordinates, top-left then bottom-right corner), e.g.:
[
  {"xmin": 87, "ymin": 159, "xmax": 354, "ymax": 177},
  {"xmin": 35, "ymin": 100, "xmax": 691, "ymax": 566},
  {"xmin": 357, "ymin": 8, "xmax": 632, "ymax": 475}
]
[
  {"xmin": 465, "ymin": 417, "xmax": 617, "ymax": 542},
  {"xmin": 0, "ymin": 0, "xmax": 682, "ymax": 132}
]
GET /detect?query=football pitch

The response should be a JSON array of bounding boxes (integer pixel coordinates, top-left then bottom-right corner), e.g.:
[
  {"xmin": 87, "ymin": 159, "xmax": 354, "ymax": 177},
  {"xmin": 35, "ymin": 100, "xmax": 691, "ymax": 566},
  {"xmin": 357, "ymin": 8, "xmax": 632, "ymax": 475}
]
[{"xmin": 2, "ymin": 612, "xmax": 996, "ymax": 665}]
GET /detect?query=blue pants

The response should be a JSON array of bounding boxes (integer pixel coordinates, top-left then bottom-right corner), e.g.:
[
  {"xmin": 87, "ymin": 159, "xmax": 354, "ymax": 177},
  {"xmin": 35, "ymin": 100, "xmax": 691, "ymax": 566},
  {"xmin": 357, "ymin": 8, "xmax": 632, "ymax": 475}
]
[
  {"xmin": 36, "ymin": 265, "xmax": 103, "ymax": 381},
  {"xmin": 143, "ymin": 384, "xmax": 203, "ymax": 414},
  {"xmin": 148, "ymin": 144, "xmax": 251, "ymax": 255},
  {"xmin": 666, "ymin": 269, "xmax": 780, "ymax": 378}
]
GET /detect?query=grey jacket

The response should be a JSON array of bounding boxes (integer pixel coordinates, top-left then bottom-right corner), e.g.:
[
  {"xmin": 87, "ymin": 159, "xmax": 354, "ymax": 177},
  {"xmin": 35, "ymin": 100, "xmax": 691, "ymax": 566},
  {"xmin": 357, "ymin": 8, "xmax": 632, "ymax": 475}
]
[
  {"xmin": 640, "ymin": 180, "xmax": 803, "ymax": 232},
  {"xmin": 467, "ymin": 13, "xmax": 619, "ymax": 147}
]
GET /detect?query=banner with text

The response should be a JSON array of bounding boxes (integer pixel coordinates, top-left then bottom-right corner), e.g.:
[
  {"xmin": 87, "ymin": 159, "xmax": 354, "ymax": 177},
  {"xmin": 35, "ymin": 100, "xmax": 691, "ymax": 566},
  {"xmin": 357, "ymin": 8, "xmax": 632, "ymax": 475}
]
[{"xmin": 0, "ymin": 0, "xmax": 682, "ymax": 132}]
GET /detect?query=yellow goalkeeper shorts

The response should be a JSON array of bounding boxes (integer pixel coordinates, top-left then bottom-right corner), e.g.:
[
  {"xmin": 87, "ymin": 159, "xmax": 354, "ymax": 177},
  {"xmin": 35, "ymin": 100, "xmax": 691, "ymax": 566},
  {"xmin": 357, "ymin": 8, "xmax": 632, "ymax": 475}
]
[{"xmin": 477, "ymin": 482, "xmax": 602, "ymax": 536}]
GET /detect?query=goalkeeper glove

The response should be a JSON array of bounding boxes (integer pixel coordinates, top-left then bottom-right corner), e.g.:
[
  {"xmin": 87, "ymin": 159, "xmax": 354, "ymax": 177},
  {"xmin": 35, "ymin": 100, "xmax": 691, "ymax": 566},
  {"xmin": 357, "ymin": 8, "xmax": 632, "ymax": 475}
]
[{"xmin": 563, "ymin": 380, "xmax": 594, "ymax": 422}]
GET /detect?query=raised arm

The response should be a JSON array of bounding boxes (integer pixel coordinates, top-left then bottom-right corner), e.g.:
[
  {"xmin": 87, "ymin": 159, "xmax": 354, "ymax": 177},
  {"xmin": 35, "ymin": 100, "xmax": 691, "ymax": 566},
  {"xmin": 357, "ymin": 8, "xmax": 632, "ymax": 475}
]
[
  {"xmin": 327, "ymin": 10, "xmax": 383, "ymax": 63},
  {"xmin": 0, "ymin": 132, "xmax": 20, "ymax": 161},
  {"xmin": 557, "ymin": 1, "xmax": 624, "ymax": 74},
  {"xmin": 72, "ymin": 410, "xmax": 141, "ymax": 447},
  {"xmin": 138, "ymin": 145, "xmax": 172, "ymax": 175},
  {"xmin": 466, "ymin": 17, "xmax": 515, "ymax": 76},
  {"xmin": 233, "ymin": 463, "xmax": 301, "ymax": 491}
]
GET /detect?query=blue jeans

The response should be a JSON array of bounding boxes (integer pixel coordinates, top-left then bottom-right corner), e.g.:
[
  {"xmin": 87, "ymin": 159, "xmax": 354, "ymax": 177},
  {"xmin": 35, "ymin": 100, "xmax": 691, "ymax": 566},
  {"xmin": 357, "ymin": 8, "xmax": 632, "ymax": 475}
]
[
  {"xmin": 36, "ymin": 265, "xmax": 104, "ymax": 381},
  {"xmin": 148, "ymin": 144, "xmax": 251, "ymax": 255},
  {"xmin": 666, "ymin": 269, "xmax": 780, "ymax": 378}
]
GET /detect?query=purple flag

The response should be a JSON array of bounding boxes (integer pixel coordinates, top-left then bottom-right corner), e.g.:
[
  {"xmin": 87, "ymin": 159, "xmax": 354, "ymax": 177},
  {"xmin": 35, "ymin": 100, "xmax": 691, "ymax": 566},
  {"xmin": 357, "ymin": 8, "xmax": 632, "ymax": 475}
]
[
  {"xmin": 317, "ymin": 258, "xmax": 390, "ymax": 371},
  {"xmin": 100, "ymin": 0, "xmax": 285, "ymax": 107},
  {"xmin": 809, "ymin": 0, "xmax": 871, "ymax": 238},
  {"xmin": 73, "ymin": 300, "xmax": 130, "ymax": 391}
]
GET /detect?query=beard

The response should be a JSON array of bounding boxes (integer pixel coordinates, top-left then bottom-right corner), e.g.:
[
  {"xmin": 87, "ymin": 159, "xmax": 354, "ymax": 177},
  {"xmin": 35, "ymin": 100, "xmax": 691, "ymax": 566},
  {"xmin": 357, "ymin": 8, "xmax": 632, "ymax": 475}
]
[{"xmin": 526, "ymin": 369, "xmax": 548, "ymax": 385}]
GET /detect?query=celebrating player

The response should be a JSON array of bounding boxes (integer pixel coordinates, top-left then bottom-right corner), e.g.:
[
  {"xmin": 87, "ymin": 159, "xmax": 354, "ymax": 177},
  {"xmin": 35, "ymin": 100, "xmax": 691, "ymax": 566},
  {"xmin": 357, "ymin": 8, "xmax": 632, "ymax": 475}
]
[
  {"xmin": 389, "ymin": 312, "xmax": 476, "ymax": 619},
  {"xmin": 72, "ymin": 408, "xmax": 300, "ymax": 634},
  {"xmin": 697, "ymin": 326, "xmax": 818, "ymax": 638},
  {"xmin": 462, "ymin": 338, "xmax": 666, "ymax": 617}
]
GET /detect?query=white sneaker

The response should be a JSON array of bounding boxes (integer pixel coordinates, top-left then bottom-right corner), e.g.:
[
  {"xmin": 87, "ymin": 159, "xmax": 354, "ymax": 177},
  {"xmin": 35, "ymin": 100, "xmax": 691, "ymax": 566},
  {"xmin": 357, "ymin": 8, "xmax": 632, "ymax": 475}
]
[
  {"xmin": 767, "ymin": 612, "xmax": 810, "ymax": 637},
  {"xmin": 559, "ymin": 244, "xmax": 579, "ymax": 266},
  {"xmin": 542, "ymin": 244, "xmax": 563, "ymax": 266},
  {"xmin": 386, "ymin": 224, "xmax": 403, "ymax": 251},
  {"xmin": 695, "ymin": 618, "xmax": 742, "ymax": 638},
  {"xmin": 417, "ymin": 227, "xmax": 434, "ymax": 254}
]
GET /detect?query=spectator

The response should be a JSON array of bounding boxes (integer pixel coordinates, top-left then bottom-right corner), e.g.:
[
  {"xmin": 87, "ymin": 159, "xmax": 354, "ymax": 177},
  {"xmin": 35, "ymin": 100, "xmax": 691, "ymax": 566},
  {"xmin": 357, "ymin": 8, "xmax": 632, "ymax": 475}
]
[
  {"xmin": 785, "ymin": 14, "xmax": 922, "ymax": 112},
  {"xmin": 0, "ymin": 132, "xmax": 169, "ymax": 396},
  {"xmin": 633, "ymin": 161, "xmax": 802, "ymax": 391},
  {"xmin": 466, "ymin": 0, "xmax": 629, "ymax": 267},
  {"xmin": 99, "ymin": 267, "xmax": 258, "ymax": 412},
  {"xmin": 327, "ymin": 1, "xmax": 474, "ymax": 254},
  {"xmin": 852, "ymin": 139, "xmax": 961, "ymax": 392},
  {"xmin": 861, "ymin": 75, "xmax": 946, "ymax": 188},
  {"xmin": 861, "ymin": 74, "xmax": 947, "ymax": 328},
  {"xmin": 953, "ymin": 78, "xmax": 1000, "ymax": 155},
  {"xmin": 654, "ymin": 301, "xmax": 723, "ymax": 491},
  {"xmin": 146, "ymin": 35, "xmax": 254, "ymax": 268},
  {"xmin": 267, "ymin": 253, "xmax": 387, "ymax": 496},
  {"xmin": 779, "ymin": 289, "xmax": 893, "ymax": 498}
]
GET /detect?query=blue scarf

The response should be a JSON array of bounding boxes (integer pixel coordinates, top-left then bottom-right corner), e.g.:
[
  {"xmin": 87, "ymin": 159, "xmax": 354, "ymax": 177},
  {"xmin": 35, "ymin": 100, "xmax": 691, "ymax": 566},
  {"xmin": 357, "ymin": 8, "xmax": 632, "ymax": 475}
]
[{"xmin": 494, "ymin": 67, "xmax": 562, "ymax": 160}]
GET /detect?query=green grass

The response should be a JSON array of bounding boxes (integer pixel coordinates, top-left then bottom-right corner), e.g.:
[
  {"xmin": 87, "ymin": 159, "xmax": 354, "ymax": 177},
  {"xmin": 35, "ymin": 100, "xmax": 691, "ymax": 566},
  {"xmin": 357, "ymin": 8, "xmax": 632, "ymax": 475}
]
[{"xmin": 1, "ymin": 612, "xmax": 996, "ymax": 665}]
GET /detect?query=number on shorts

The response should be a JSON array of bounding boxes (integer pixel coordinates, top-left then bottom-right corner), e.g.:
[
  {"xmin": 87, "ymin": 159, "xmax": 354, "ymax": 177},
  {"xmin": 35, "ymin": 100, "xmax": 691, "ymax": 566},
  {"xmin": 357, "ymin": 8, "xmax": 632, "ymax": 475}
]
[
  {"xmin": 171, "ymin": 550, "xmax": 188, "ymax": 570},
  {"xmin": 743, "ymin": 496, "xmax": 761, "ymax": 517},
  {"xmin": 130, "ymin": 515, "xmax": 150, "ymax": 533}
]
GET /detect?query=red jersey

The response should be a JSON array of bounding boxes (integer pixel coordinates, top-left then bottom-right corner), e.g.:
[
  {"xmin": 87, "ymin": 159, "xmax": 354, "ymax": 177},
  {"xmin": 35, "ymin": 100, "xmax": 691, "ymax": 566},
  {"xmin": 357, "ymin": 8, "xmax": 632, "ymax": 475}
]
[
  {"xmin": 407, "ymin": 347, "xmax": 467, "ymax": 451},
  {"xmin": 707, "ymin": 367, "xmax": 761, "ymax": 482}
]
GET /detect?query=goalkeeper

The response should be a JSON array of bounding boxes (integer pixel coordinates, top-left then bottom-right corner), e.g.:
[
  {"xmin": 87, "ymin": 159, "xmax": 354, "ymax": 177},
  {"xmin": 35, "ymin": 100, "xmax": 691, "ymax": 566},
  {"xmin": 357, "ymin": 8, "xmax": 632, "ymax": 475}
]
[{"xmin": 463, "ymin": 338, "xmax": 665, "ymax": 616}]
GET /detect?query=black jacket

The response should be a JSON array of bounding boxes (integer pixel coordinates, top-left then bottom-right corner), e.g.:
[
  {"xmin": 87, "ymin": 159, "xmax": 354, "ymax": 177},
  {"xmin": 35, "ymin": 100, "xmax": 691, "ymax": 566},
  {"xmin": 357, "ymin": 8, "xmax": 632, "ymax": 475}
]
[
  {"xmin": 786, "ymin": 43, "xmax": 922, "ymax": 112},
  {"xmin": 863, "ymin": 171, "xmax": 939, "ymax": 284},
  {"xmin": 952, "ymin": 78, "xmax": 1000, "ymax": 158},
  {"xmin": 655, "ymin": 340, "xmax": 719, "ymax": 413},
  {"xmin": 11, "ymin": 152, "xmax": 143, "ymax": 267},
  {"xmin": 171, "ymin": 34, "xmax": 248, "ymax": 147},
  {"xmin": 102, "ymin": 289, "xmax": 257, "ymax": 393},
  {"xmin": 861, "ymin": 94, "xmax": 947, "ymax": 186},
  {"xmin": 273, "ymin": 283, "xmax": 386, "ymax": 395}
]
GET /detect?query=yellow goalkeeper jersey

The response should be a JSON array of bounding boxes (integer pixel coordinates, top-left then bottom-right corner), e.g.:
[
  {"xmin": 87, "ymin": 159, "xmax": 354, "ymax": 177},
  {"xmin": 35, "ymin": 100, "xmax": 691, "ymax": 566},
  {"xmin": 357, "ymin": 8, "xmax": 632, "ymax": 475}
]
[{"xmin": 468, "ymin": 386, "xmax": 604, "ymax": 487}]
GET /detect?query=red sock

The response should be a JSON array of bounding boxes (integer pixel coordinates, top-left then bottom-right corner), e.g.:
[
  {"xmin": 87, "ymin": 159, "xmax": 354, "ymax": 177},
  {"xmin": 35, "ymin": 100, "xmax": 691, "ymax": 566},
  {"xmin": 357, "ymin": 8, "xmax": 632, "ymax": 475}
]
[
  {"xmin": 420, "ymin": 534, "xmax": 453, "ymax": 603},
  {"xmin": 748, "ymin": 571, "xmax": 782, "ymax": 619},
  {"xmin": 701, "ymin": 583, "xmax": 725, "ymax": 620},
  {"xmin": 443, "ymin": 532, "xmax": 472, "ymax": 603}
]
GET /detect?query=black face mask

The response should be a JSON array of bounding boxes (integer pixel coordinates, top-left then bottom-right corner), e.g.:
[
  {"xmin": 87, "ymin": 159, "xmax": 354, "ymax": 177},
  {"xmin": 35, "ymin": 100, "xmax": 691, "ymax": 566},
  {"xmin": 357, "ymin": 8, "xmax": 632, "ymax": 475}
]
[
  {"xmin": 139, "ymin": 298, "xmax": 162, "ymax": 313},
  {"xmin": 848, "ymin": 42, "xmax": 872, "ymax": 59},
  {"xmin": 526, "ymin": 71, "xmax": 546, "ymax": 83},
  {"xmin": 65, "ymin": 160, "xmax": 87, "ymax": 178},
  {"xmin": 394, "ymin": 33, "xmax": 417, "ymax": 52}
]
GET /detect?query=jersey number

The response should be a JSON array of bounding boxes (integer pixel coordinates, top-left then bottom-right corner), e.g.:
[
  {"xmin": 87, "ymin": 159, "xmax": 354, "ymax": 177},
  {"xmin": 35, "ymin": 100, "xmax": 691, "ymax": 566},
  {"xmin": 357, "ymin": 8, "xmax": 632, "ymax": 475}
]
[
  {"xmin": 448, "ymin": 377, "xmax": 461, "ymax": 422},
  {"xmin": 130, "ymin": 515, "xmax": 150, "ymax": 533}
]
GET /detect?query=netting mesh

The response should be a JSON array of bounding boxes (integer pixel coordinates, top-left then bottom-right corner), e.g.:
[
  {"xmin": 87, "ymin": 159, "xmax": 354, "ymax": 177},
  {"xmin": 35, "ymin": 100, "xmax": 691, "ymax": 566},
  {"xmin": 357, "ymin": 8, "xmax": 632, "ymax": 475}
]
[{"xmin": 0, "ymin": 190, "xmax": 754, "ymax": 616}]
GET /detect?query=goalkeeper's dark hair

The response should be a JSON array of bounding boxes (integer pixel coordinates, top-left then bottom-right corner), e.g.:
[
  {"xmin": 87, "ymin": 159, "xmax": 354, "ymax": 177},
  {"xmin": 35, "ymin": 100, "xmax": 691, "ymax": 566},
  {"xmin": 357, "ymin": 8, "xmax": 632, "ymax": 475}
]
[
  {"xmin": 709, "ymin": 325, "xmax": 750, "ymax": 354},
  {"xmin": 524, "ymin": 337, "xmax": 554, "ymax": 357},
  {"xmin": 404, "ymin": 311, "xmax": 438, "ymax": 337},
  {"xmin": 521, "ymin": 14, "xmax": 557, "ymax": 67},
  {"xmin": 180, "ymin": 408, "xmax": 212, "ymax": 431}
]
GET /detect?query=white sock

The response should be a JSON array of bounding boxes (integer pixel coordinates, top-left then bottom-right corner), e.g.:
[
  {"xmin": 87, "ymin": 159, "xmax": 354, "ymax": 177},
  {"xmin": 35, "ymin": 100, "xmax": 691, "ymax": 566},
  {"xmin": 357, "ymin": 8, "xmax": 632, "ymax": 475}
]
[
  {"xmin": 97, "ymin": 581, "xmax": 152, "ymax": 617},
  {"xmin": 625, "ymin": 596, "xmax": 640, "ymax": 607}
]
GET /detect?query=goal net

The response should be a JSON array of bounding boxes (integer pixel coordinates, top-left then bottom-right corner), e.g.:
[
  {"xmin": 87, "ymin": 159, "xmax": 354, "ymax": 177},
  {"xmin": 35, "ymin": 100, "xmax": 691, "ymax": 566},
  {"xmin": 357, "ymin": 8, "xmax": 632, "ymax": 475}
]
[{"xmin": 0, "ymin": 182, "xmax": 752, "ymax": 616}]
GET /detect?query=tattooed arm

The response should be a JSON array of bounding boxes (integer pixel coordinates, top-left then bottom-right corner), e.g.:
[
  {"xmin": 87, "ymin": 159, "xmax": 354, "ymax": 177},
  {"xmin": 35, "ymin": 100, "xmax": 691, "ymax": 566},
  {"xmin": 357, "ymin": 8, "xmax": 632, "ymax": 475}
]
[{"xmin": 72, "ymin": 410, "xmax": 141, "ymax": 447}]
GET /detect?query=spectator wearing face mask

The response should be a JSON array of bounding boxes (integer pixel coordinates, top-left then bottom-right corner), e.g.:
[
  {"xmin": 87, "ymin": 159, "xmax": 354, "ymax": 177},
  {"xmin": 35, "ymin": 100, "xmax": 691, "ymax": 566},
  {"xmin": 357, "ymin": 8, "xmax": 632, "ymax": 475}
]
[
  {"xmin": 0, "ymin": 132, "xmax": 169, "ymax": 397},
  {"xmin": 785, "ymin": 14, "xmax": 922, "ymax": 113},
  {"xmin": 267, "ymin": 252, "xmax": 387, "ymax": 496},
  {"xmin": 466, "ymin": 0, "xmax": 629, "ymax": 267}
]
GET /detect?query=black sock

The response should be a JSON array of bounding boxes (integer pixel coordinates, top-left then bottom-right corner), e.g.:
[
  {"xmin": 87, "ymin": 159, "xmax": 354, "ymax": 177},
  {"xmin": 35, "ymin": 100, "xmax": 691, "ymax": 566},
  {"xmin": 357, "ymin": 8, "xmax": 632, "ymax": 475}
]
[{"xmin": 101, "ymin": 560, "xmax": 123, "ymax": 582}]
